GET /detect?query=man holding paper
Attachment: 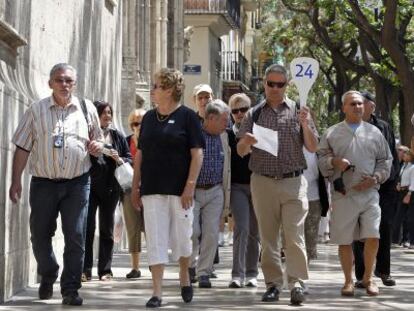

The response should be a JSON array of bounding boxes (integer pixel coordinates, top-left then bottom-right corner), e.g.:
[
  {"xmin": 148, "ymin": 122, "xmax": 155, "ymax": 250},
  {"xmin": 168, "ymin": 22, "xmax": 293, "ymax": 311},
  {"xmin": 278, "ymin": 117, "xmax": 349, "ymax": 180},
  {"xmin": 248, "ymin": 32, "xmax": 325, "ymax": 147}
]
[{"xmin": 237, "ymin": 64, "xmax": 318, "ymax": 305}]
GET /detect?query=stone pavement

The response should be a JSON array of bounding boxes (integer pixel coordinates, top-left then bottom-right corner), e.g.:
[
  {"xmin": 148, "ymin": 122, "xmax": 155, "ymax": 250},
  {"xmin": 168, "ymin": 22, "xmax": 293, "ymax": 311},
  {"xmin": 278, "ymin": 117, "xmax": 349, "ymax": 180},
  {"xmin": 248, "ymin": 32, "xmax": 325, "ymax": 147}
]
[{"xmin": 1, "ymin": 243, "xmax": 414, "ymax": 310}]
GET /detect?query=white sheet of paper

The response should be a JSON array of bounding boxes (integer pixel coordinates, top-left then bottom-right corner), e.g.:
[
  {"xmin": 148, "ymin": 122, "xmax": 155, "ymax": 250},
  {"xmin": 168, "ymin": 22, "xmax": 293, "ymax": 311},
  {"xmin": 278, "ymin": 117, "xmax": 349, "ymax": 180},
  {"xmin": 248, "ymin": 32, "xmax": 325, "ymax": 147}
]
[{"xmin": 252, "ymin": 123, "xmax": 278, "ymax": 157}]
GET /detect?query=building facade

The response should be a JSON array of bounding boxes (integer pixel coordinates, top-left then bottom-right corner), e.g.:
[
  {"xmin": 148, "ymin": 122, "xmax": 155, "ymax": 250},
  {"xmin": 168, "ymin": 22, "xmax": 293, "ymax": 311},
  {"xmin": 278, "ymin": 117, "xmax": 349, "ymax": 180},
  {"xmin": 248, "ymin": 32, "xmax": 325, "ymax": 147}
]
[
  {"xmin": 183, "ymin": 0, "xmax": 260, "ymax": 107},
  {"xmin": 0, "ymin": 0, "xmax": 184, "ymax": 303}
]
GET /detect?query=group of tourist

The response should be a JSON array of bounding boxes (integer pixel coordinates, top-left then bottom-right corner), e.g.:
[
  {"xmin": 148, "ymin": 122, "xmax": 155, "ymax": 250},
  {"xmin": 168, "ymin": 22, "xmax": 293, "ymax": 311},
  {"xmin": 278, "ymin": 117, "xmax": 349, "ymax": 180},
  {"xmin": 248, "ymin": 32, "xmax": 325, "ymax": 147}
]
[{"xmin": 8, "ymin": 62, "xmax": 413, "ymax": 307}]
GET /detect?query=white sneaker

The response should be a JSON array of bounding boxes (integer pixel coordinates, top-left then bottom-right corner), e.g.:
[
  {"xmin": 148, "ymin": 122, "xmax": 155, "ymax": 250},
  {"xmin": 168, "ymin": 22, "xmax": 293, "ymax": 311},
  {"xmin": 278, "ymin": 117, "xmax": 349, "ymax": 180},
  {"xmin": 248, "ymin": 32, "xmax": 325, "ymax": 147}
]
[
  {"xmin": 245, "ymin": 278, "xmax": 258, "ymax": 287},
  {"xmin": 403, "ymin": 242, "xmax": 410, "ymax": 248},
  {"xmin": 229, "ymin": 278, "xmax": 243, "ymax": 288},
  {"xmin": 391, "ymin": 243, "xmax": 401, "ymax": 249}
]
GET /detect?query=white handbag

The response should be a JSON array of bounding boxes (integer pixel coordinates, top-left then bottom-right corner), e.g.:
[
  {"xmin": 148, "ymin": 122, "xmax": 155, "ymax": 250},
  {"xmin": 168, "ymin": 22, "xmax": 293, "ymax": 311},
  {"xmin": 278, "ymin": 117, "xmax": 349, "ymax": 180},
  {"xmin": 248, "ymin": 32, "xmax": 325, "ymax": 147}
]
[{"xmin": 114, "ymin": 162, "xmax": 134, "ymax": 191}]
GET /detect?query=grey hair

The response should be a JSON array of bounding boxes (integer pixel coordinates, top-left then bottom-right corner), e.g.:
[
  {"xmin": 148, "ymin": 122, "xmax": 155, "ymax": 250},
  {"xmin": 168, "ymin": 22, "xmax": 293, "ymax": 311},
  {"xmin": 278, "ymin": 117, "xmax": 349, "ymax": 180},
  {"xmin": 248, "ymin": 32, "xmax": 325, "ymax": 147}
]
[
  {"xmin": 228, "ymin": 93, "xmax": 251, "ymax": 109},
  {"xmin": 341, "ymin": 90, "xmax": 363, "ymax": 105},
  {"xmin": 205, "ymin": 99, "xmax": 230, "ymax": 118},
  {"xmin": 49, "ymin": 63, "xmax": 77, "ymax": 80},
  {"xmin": 264, "ymin": 64, "xmax": 289, "ymax": 80}
]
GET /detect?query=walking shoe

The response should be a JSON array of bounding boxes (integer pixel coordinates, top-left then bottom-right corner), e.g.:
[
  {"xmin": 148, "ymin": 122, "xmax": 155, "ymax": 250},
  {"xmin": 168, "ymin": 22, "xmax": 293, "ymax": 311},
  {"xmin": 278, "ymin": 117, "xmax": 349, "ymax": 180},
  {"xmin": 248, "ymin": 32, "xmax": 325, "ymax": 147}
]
[
  {"xmin": 228, "ymin": 279, "xmax": 243, "ymax": 288},
  {"xmin": 99, "ymin": 273, "xmax": 113, "ymax": 281},
  {"xmin": 403, "ymin": 241, "xmax": 410, "ymax": 248},
  {"xmin": 363, "ymin": 280, "xmax": 379, "ymax": 296},
  {"xmin": 81, "ymin": 271, "xmax": 91, "ymax": 282},
  {"xmin": 290, "ymin": 286, "xmax": 305, "ymax": 305},
  {"xmin": 146, "ymin": 296, "xmax": 162, "ymax": 308},
  {"xmin": 198, "ymin": 275, "xmax": 212, "ymax": 288},
  {"xmin": 391, "ymin": 243, "xmax": 401, "ymax": 249},
  {"xmin": 261, "ymin": 286, "xmax": 279, "ymax": 302},
  {"xmin": 62, "ymin": 292, "xmax": 83, "ymax": 306},
  {"xmin": 210, "ymin": 271, "xmax": 218, "ymax": 279},
  {"xmin": 341, "ymin": 283, "xmax": 355, "ymax": 296},
  {"xmin": 374, "ymin": 271, "xmax": 396, "ymax": 286},
  {"xmin": 126, "ymin": 269, "xmax": 141, "ymax": 279},
  {"xmin": 181, "ymin": 286, "xmax": 193, "ymax": 303},
  {"xmin": 38, "ymin": 282, "xmax": 53, "ymax": 300},
  {"xmin": 189, "ymin": 267, "xmax": 197, "ymax": 283},
  {"xmin": 354, "ymin": 280, "xmax": 365, "ymax": 288},
  {"xmin": 245, "ymin": 278, "xmax": 258, "ymax": 287}
]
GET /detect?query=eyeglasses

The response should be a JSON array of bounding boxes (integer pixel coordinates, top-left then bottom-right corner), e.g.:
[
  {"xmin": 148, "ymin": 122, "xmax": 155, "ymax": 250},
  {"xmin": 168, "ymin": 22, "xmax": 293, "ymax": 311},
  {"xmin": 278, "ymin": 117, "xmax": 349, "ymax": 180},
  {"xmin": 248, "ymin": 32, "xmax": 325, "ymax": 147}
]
[
  {"xmin": 231, "ymin": 107, "xmax": 249, "ymax": 114},
  {"xmin": 54, "ymin": 78, "xmax": 75, "ymax": 85},
  {"xmin": 131, "ymin": 122, "xmax": 141, "ymax": 127},
  {"xmin": 266, "ymin": 80, "xmax": 287, "ymax": 88}
]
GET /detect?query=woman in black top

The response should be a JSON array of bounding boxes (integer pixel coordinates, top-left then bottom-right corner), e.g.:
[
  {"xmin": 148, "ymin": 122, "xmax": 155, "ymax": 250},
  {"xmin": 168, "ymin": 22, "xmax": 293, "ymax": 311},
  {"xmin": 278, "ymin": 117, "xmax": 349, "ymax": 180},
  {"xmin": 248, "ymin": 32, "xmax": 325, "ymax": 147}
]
[
  {"xmin": 227, "ymin": 93, "xmax": 260, "ymax": 289},
  {"xmin": 131, "ymin": 68, "xmax": 204, "ymax": 308},
  {"xmin": 83, "ymin": 101, "xmax": 132, "ymax": 281}
]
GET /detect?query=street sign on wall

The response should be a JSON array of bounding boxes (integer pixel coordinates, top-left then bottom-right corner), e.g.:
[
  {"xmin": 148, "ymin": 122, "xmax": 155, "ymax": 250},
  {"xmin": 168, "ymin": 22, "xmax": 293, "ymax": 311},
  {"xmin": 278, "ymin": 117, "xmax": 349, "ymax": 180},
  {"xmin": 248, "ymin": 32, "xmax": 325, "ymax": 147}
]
[{"xmin": 184, "ymin": 64, "xmax": 202, "ymax": 75}]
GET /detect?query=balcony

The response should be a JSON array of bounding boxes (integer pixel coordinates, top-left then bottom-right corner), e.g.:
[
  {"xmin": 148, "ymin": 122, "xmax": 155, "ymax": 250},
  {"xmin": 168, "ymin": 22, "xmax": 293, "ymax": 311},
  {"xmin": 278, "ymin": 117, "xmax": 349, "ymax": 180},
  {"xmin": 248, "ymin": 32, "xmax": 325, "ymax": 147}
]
[
  {"xmin": 184, "ymin": 0, "xmax": 240, "ymax": 29},
  {"xmin": 221, "ymin": 51, "xmax": 250, "ymax": 87},
  {"xmin": 0, "ymin": 20, "xmax": 27, "ymax": 67}
]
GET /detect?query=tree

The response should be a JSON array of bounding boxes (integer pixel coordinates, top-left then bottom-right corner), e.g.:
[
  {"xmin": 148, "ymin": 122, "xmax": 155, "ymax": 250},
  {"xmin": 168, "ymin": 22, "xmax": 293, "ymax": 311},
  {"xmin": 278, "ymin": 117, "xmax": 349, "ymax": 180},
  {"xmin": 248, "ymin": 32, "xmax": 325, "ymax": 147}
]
[{"xmin": 260, "ymin": 0, "xmax": 414, "ymax": 142}]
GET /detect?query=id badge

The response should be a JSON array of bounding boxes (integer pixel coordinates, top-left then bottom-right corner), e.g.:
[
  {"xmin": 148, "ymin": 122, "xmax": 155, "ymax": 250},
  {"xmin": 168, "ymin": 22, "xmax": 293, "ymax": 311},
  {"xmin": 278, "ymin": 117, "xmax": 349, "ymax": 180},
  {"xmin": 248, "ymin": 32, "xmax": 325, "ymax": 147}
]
[{"xmin": 53, "ymin": 133, "xmax": 64, "ymax": 148}]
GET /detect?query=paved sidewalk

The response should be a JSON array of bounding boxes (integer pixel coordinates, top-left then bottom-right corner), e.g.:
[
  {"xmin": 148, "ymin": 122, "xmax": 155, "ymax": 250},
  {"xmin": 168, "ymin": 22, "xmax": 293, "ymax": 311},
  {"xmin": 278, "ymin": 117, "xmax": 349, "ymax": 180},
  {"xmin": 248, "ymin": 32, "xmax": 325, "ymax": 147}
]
[{"xmin": 1, "ymin": 243, "xmax": 414, "ymax": 310}]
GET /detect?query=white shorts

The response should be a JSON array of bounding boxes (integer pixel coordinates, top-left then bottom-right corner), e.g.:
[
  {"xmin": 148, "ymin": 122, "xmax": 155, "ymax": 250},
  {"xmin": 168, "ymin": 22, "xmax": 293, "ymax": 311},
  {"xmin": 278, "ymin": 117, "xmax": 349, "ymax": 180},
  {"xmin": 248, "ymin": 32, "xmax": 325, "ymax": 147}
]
[
  {"xmin": 330, "ymin": 190, "xmax": 381, "ymax": 245},
  {"xmin": 141, "ymin": 194, "xmax": 193, "ymax": 265}
]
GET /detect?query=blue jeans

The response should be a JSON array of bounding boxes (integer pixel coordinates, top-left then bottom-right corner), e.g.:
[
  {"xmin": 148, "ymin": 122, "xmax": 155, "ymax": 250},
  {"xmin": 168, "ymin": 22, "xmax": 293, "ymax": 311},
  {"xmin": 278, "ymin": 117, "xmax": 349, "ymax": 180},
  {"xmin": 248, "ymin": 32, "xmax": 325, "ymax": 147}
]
[{"xmin": 29, "ymin": 173, "xmax": 90, "ymax": 295}]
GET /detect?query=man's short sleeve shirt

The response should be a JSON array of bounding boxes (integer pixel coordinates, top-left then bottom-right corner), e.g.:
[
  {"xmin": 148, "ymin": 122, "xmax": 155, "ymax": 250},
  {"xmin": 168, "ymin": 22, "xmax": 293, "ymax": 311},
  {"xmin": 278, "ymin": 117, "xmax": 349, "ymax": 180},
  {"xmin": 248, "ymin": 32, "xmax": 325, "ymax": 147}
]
[{"xmin": 238, "ymin": 98, "xmax": 317, "ymax": 177}]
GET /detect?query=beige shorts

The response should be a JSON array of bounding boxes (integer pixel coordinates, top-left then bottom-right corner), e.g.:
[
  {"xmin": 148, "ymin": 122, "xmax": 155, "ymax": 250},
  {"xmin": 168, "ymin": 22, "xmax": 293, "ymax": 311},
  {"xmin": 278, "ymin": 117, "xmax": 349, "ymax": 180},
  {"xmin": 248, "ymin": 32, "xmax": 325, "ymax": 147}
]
[
  {"xmin": 141, "ymin": 194, "xmax": 193, "ymax": 266},
  {"xmin": 330, "ymin": 190, "xmax": 380, "ymax": 245}
]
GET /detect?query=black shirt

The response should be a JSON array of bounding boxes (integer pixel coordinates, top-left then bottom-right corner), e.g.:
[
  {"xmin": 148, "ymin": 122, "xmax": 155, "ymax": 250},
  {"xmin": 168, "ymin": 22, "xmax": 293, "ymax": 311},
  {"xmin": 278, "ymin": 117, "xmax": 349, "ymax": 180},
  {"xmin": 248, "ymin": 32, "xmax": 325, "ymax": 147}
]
[
  {"xmin": 138, "ymin": 105, "xmax": 205, "ymax": 196},
  {"xmin": 369, "ymin": 115, "xmax": 399, "ymax": 188},
  {"xmin": 227, "ymin": 128, "xmax": 251, "ymax": 184}
]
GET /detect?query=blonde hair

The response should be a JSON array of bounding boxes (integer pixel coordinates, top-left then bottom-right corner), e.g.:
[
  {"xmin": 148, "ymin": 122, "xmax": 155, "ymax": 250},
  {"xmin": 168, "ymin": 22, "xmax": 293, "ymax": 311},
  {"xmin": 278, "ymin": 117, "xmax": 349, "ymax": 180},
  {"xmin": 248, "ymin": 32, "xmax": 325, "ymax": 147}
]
[
  {"xmin": 154, "ymin": 68, "xmax": 185, "ymax": 102},
  {"xmin": 228, "ymin": 93, "xmax": 251, "ymax": 109},
  {"xmin": 127, "ymin": 108, "xmax": 146, "ymax": 132}
]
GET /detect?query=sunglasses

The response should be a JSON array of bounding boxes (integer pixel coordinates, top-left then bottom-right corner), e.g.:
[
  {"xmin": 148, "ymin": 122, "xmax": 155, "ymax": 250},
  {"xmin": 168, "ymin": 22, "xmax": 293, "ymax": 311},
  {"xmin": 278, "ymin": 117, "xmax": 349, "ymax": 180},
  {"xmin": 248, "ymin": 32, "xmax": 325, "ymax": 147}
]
[
  {"xmin": 131, "ymin": 122, "xmax": 141, "ymax": 127},
  {"xmin": 266, "ymin": 80, "xmax": 287, "ymax": 88},
  {"xmin": 54, "ymin": 78, "xmax": 75, "ymax": 85},
  {"xmin": 231, "ymin": 107, "xmax": 249, "ymax": 114}
]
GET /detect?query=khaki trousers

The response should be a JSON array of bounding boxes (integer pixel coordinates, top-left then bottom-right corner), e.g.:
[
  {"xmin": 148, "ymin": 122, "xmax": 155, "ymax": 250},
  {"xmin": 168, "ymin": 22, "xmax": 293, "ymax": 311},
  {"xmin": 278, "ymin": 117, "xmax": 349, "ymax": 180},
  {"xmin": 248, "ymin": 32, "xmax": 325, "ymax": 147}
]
[{"xmin": 251, "ymin": 173, "xmax": 309, "ymax": 289}]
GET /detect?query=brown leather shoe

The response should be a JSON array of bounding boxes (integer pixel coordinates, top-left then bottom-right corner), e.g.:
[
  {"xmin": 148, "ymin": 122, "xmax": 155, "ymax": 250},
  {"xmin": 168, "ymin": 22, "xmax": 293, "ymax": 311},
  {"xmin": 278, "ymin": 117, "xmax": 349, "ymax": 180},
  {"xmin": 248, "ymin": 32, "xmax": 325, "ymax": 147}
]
[
  {"xmin": 341, "ymin": 283, "xmax": 355, "ymax": 296},
  {"xmin": 363, "ymin": 280, "xmax": 379, "ymax": 296}
]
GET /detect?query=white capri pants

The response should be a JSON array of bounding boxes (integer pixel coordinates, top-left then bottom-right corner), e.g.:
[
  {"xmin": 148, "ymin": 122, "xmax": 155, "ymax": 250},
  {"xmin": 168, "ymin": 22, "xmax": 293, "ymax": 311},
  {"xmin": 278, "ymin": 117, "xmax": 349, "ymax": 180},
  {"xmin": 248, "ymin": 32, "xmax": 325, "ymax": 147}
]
[{"xmin": 141, "ymin": 194, "xmax": 193, "ymax": 266}]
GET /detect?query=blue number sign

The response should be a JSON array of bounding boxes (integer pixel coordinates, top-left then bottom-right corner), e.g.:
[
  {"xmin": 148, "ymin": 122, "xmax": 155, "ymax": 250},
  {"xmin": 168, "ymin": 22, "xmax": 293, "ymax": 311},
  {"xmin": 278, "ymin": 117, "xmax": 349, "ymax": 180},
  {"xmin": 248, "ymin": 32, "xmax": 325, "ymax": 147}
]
[{"xmin": 290, "ymin": 57, "xmax": 319, "ymax": 107}]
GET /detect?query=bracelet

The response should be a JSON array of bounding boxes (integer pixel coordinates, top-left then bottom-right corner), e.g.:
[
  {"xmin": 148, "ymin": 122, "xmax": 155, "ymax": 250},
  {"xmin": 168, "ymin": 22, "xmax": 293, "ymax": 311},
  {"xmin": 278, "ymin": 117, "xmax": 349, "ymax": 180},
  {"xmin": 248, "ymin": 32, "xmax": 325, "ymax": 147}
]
[{"xmin": 187, "ymin": 180, "xmax": 195, "ymax": 185}]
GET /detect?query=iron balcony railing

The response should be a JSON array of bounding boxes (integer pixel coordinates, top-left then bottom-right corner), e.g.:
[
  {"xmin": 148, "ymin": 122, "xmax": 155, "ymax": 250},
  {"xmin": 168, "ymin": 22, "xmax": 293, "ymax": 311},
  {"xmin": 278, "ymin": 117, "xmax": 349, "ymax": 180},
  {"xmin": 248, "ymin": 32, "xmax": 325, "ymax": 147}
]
[
  {"xmin": 184, "ymin": 0, "xmax": 240, "ymax": 29},
  {"xmin": 221, "ymin": 51, "xmax": 250, "ymax": 86}
]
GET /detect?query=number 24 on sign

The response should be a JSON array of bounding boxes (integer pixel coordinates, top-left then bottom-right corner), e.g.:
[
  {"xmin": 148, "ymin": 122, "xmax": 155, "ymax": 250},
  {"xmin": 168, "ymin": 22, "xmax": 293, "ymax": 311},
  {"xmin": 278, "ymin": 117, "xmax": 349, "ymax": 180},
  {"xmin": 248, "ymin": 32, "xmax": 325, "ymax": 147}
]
[{"xmin": 290, "ymin": 57, "xmax": 319, "ymax": 107}]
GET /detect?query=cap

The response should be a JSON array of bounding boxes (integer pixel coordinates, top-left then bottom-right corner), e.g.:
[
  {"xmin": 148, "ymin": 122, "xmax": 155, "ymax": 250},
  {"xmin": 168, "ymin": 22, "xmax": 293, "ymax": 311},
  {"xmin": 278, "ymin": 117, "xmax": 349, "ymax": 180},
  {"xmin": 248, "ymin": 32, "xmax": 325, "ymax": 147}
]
[
  {"xmin": 361, "ymin": 91, "xmax": 375, "ymax": 103},
  {"xmin": 193, "ymin": 84, "xmax": 213, "ymax": 96}
]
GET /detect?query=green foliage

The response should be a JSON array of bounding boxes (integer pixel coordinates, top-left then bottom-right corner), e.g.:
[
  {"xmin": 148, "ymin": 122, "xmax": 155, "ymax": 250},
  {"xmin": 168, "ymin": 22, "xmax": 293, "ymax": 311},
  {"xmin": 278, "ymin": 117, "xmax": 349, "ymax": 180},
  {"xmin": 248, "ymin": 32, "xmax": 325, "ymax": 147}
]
[{"xmin": 259, "ymin": 0, "xmax": 414, "ymax": 131}]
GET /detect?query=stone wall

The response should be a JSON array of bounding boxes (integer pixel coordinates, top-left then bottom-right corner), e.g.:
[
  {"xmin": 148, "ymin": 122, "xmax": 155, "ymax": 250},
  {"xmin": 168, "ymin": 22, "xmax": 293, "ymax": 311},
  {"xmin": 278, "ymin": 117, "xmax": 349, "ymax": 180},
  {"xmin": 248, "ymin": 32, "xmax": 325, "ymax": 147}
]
[{"xmin": 0, "ymin": 0, "xmax": 123, "ymax": 302}]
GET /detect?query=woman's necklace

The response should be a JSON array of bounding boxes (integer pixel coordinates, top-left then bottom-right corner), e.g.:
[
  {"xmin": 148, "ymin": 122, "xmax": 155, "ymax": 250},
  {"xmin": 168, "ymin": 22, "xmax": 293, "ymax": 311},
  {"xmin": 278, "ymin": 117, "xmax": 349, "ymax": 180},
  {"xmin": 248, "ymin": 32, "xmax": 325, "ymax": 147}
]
[
  {"xmin": 156, "ymin": 104, "xmax": 181, "ymax": 122},
  {"xmin": 156, "ymin": 109, "xmax": 170, "ymax": 122}
]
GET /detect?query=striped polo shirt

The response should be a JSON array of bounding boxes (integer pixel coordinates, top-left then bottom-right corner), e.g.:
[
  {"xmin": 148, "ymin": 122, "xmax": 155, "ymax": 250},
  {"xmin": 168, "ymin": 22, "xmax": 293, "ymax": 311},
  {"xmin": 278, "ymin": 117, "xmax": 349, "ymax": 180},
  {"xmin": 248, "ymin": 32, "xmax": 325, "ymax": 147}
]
[{"xmin": 12, "ymin": 95, "xmax": 102, "ymax": 179}]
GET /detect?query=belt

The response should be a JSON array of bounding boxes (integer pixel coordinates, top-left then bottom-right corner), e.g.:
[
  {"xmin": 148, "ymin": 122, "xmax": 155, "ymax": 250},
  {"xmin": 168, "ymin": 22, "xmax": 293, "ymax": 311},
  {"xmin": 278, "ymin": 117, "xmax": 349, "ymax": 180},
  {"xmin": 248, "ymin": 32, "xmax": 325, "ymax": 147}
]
[
  {"xmin": 196, "ymin": 183, "xmax": 220, "ymax": 190},
  {"xmin": 33, "ymin": 176, "xmax": 71, "ymax": 183},
  {"xmin": 32, "ymin": 172, "xmax": 89, "ymax": 183},
  {"xmin": 263, "ymin": 169, "xmax": 303, "ymax": 180}
]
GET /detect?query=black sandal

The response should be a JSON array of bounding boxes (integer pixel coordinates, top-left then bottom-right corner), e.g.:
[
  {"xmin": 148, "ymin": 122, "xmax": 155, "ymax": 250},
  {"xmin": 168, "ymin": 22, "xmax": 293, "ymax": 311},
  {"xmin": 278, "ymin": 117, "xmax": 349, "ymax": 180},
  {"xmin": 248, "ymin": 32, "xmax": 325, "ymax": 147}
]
[
  {"xmin": 146, "ymin": 296, "xmax": 162, "ymax": 308},
  {"xmin": 181, "ymin": 286, "xmax": 193, "ymax": 303}
]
